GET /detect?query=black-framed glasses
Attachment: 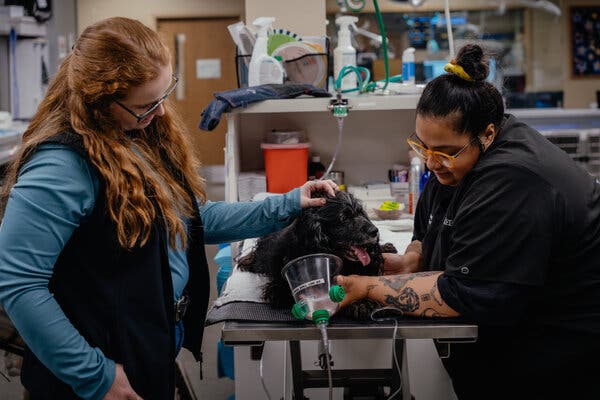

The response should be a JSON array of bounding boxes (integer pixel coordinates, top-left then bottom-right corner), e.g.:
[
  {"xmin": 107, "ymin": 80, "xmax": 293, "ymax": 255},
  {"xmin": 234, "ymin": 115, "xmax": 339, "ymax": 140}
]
[
  {"xmin": 407, "ymin": 132, "xmax": 478, "ymax": 169},
  {"xmin": 114, "ymin": 75, "xmax": 179, "ymax": 122}
]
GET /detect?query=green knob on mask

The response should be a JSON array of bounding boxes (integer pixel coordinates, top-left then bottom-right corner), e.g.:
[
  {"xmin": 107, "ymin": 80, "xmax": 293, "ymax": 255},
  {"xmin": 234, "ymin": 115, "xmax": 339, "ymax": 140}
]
[
  {"xmin": 291, "ymin": 302, "xmax": 308, "ymax": 320},
  {"xmin": 329, "ymin": 284, "xmax": 346, "ymax": 302},
  {"xmin": 312, "ymin": 309, "xmax": 330, "ymax": 325}
]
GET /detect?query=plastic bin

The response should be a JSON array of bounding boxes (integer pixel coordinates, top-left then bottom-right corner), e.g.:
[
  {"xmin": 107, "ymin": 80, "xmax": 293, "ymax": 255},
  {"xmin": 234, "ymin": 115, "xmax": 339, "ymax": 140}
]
[
  {"xmin": 261, "ymin": 142, "xmax": 309, "ymax": 193},
  {"xmin": 235, "ymin": 36, "xmax": 330, "ymax": 89}
]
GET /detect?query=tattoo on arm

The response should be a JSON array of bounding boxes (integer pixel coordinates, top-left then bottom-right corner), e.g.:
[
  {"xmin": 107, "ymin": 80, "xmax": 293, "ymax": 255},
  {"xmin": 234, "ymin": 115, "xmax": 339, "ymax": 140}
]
[
  {"xmin": 430, "ymin": 280, "xmax": 444, "ymax": 306},
  {"xmin": 379, "ymin": 276, "xmax": 410, "ymax": 291},
  {"xmin": 379, "ymin": 271, "xmax": 439, "ymax": 291},
  {"xmin": 366, "ymin": 284, "xmax": 377, "ymax": 295},
  {"xmin": 384, "ymin": 287, "xmax": 419, "ymax": 312},
  {"xmin": 419, "ymin": 308, "xmax": 449, "ymax": 317}
]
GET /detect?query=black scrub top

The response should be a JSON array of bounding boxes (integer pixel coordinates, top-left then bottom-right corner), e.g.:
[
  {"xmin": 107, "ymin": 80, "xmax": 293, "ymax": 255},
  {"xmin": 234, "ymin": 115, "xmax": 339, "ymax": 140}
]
[{"xmin": 412, "ymin": 114, "xmax": 600, "ymax": 397}]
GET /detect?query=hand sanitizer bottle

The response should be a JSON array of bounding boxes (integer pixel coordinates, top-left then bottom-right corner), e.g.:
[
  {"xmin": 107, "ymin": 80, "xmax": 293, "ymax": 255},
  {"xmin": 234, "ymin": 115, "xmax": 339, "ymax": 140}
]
[
  {"xmin": 334, "ymin": 16, "xmax": 358, "ymax": 91},
  {"xmin": 248, "ymin": 17, "xmax": 284, "ymax": 86}
]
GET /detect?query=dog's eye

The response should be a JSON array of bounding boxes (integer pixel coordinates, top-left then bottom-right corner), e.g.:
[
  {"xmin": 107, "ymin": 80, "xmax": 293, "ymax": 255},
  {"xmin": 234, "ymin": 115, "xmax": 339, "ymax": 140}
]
[{"xmin": 343, "ymin": 210, "xmax": 355, "ymax": 220}]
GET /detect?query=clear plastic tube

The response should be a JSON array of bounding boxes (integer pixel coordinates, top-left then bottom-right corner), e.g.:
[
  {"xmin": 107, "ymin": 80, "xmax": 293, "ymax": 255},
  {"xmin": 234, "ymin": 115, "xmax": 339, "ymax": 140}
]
[
  {"xmin": 260, "ymin": 349, "xmax": 273, "ymax": 400},
  {"xmin": 370, "ymin": 307, "xmax": 404, "ymax": 399},
  {"xmin": 321, "ymin": 117, "xmax": 345, "ymax": 181},
  {"xmin": 317, "ymin": 321, "xmax": 333, "ymax": 400}
]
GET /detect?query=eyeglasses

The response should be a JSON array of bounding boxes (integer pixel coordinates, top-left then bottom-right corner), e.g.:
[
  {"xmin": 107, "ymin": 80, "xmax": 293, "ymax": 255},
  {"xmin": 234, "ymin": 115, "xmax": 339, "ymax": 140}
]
[
  {"xmin": 406, "ymin": 132, "xmax": 478, "ymax": 169},
  {"xmin": 114, "ymin": 75, "xmax": 179, "ymax": 123}
]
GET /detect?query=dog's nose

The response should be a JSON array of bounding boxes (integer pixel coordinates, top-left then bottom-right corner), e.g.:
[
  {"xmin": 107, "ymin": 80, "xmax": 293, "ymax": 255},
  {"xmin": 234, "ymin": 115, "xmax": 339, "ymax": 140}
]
[{"xmin": 366, "ymin": 224, "xmax": 378, "ymax": 237}]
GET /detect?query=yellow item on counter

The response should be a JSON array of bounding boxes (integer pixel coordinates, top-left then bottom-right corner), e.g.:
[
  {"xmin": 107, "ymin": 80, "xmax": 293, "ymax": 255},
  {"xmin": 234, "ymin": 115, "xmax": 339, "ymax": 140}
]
[{"xmin": 379, "ymin": 201, "xmax": 400, "ymax": 211}]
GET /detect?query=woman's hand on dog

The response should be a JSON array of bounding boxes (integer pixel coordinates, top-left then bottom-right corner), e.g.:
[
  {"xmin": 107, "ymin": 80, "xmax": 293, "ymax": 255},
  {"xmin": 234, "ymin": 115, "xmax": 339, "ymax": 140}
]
[
  {"xmin": 335, "ymin": 275, "xmax": 378, "ymax": 309},
  {"xmin": 299, "ymin": 179, "xmax": 338, "ymax": 208}
]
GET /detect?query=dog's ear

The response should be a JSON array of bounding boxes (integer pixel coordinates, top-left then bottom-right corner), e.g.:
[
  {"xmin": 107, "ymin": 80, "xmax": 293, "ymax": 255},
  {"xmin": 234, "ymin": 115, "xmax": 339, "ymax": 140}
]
[{"xmin": 296, "ymin": 209, "xmax": 330, "ymax": 250}]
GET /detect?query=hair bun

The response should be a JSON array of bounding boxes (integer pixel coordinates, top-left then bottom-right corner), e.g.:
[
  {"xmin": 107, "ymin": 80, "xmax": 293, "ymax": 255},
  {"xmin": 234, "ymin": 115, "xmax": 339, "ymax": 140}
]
[{"xmin": 455, "ymin": 44, "xmax": 489, "ymax": 82}]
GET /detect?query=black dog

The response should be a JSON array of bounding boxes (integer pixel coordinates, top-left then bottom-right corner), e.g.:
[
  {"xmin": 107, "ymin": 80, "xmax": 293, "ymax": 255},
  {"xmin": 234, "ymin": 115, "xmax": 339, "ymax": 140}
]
[{"xmin": 237, "ymin": 190, "xmax": 396, "ymax": 316}]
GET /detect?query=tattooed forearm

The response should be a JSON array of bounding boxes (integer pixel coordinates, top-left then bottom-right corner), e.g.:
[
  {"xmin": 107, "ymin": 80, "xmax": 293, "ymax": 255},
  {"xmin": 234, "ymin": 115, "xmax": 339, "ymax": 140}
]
[
  {"xmin": 379, "ymin": 271, "xmax": 440, "ymax": 291},
  {"xmin": 419, "ymin": 308, "xmax": 449, "ymax": 317},
  {"xmin": 384, "ymin": 287, "xmax": 419, "ymax": 312},
  {"xmin": 366, "ymin": 284, "xmax": 377, "ymax": 295},
  {"xmin": 379, "ymin": 275, "xmax": 410, "ymax": 291},
  {"xmin": 430, "ymin": 280, "xmax": 444, "ymax": 306},
  {"xmin": 365, "ymin": 271, "xmax": 457, "ymax": 318}
]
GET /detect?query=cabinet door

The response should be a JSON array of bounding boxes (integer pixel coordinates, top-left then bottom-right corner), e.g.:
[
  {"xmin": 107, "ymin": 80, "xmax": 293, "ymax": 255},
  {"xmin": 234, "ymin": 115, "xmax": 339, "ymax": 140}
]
[{"xmin": 158, "ymin": 17, "xmax": 239, "ymax": 166}]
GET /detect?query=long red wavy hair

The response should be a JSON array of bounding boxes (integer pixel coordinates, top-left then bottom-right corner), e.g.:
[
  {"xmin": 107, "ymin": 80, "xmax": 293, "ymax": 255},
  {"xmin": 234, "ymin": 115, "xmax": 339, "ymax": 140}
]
[{"xmin": 0, "ymin": 17, "xmax": 206, "ymax": 249}]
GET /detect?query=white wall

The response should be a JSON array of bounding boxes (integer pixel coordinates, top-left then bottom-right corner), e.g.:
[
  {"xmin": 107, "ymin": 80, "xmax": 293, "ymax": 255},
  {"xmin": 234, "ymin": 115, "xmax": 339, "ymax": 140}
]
[
  {"xmin": 76, "ymin": 0, "xmax": 244, "ymax": 32},
  {"xmin": 245, "ymin": 0, "xmax": 326, "ymax": 37}
]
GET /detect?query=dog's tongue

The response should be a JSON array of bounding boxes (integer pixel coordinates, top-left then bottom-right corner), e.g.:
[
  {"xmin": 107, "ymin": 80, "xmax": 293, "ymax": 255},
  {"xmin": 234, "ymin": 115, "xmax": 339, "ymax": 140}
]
[{"xmin": 351, "ymin": 246, "xmax": 371, "ymax": 266}]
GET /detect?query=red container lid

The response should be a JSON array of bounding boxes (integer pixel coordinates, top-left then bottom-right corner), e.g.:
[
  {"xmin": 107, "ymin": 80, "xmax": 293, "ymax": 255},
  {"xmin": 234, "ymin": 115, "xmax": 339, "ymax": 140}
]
[{"xmin": 261, "ymin": 143, "xmax": 310, "ymax": 150}]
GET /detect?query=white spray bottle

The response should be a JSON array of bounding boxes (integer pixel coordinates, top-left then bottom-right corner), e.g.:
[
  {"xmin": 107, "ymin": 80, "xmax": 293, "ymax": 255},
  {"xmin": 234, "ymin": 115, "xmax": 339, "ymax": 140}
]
[
  {"xmin": 334, "ymin": 15, "xmax": 358, "ymax": 91},
  {"xmin": 248, "ymin": 17, "xmax": 284, "ymax": 86},
  {"xmin": 402, "ymin": 47, "xmax": 416, "ymax": 85}
]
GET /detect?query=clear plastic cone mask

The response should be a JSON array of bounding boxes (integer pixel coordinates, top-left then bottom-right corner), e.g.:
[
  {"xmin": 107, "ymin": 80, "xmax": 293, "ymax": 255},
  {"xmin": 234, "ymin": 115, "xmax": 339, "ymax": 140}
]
[{"xmin": 282, "ymin": 253, "xmax": 343, "ymax": 321}]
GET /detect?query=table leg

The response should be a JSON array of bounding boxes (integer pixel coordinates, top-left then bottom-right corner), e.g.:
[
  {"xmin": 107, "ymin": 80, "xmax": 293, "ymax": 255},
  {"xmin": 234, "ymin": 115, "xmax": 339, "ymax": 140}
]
[{"xmin": 289, "ymin": 340, "xmax": 305, "ymax": 400}]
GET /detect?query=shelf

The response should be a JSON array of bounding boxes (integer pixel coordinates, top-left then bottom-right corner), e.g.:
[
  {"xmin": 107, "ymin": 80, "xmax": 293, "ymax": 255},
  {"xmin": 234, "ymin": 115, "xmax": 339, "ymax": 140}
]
[
  {"xmin": 229, "ymin": 93, "xmax": 421, "ymax": 114},
  {"xmin": 0, "ymin": 16, "xmax": 46, "ymax": 37}
]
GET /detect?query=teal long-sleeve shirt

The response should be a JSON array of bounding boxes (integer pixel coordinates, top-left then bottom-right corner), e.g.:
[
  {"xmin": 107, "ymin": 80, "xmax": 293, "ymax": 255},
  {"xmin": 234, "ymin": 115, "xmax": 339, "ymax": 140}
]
[{"xmin": 0, "ymin": 143, "xmax": 301, "ymax": 399}]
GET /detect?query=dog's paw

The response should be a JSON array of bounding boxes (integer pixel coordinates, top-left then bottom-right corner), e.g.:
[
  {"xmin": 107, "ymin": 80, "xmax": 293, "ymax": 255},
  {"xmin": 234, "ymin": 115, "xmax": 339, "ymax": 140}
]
[{"xmin": 380, "ymin": 242, "xmax": 398, "ymax": 254}]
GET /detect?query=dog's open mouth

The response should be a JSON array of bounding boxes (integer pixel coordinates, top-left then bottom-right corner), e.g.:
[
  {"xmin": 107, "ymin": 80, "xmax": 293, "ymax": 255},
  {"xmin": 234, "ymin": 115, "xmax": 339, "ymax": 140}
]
[{"xmin": 349, "ymin": 246, "xmax": 371, "ymax": 266}]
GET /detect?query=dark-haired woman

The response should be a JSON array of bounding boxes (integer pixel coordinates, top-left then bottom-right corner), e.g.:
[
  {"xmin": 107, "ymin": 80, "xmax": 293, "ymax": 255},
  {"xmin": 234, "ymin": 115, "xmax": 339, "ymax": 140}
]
[
  {"xmin": 0, "ymin": 17, "xmax": 336, "ymax": 400},
  {"xmin": 337, "ymin": 44, "xmax": 600, "ymax": 399}
]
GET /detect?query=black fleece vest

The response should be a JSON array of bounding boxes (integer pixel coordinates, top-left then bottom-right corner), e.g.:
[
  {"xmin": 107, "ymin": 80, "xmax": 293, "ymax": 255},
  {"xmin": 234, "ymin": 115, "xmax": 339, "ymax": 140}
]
[{"xmin": 20, "ymin": 132, "xmax": 210, "ymax": 400}]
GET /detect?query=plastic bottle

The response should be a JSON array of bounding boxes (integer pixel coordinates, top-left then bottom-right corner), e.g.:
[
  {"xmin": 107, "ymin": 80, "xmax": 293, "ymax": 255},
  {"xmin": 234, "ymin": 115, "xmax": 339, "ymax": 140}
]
[
  {"xmin": 308, "ymin": 154, "xmax": 326, "ymax": 180},
  {"xmin": 402, "ymin": 47, "xmax": 416, "ymax": 85},
  {"xmin": 409, "ymin": 157, "xmax": 422, "ymax": 214},
  {"xmin": 248, "ymin": 17, "xmax": 284, "ymax": 86},
  {"xmin": 333, "ymin": 16, "xmax": 358, "ymax": 91}
]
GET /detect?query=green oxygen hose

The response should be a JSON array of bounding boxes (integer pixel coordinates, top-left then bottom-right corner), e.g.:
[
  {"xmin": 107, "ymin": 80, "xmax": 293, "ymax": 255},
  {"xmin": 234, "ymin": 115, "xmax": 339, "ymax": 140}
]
[
  {"xmin": 335, "ymin": 0, "xmax": 400, "ymax": 94},
  {"xmin": 372, "ymin": 0, "xmax": 390, "ymax": 91}
]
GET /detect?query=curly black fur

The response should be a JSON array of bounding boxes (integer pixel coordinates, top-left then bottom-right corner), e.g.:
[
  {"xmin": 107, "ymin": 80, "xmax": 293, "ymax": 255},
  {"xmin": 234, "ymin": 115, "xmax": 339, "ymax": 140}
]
[{"xmin": 237, "ymin": 190, "xmax": 397, "ymax": 316}]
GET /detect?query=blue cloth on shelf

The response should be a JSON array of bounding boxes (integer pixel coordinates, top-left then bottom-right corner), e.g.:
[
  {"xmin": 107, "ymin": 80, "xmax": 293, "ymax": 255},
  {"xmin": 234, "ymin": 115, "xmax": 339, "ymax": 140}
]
[{"xmin": 199, "ymin": 83, "xmax": 332, "ymax": 131}]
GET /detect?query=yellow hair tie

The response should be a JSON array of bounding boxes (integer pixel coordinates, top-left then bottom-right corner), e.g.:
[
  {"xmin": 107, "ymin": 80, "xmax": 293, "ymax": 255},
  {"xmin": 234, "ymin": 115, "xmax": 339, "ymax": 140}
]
[{"xmin": 444, "ymin": 63, "xmax": 474, "ymax": 82}]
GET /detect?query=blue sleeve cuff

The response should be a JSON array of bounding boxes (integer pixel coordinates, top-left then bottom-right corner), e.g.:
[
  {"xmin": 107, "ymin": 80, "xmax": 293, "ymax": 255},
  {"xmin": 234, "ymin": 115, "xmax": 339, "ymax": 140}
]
[{"xmin": 87, "ymin": 355, "xmax": 116, "ymax": 400}]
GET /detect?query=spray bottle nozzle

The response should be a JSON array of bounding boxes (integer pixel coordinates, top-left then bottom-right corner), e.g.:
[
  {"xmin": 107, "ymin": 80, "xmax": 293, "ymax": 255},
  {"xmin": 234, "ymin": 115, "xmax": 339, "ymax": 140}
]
[
  {"xmin": 252, "ymin": 16, "xmax": 275, "ymax": 30},
  {"xmin": 335, "ymin": 15, "xmax": 359, "ymax": 30}
]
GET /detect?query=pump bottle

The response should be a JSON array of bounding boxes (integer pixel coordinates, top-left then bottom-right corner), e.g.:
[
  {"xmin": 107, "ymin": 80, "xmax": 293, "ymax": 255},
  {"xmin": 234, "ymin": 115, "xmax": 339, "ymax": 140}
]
[
  {"xmin": 402, "ymin": 47, "xmax": 416, "ymax": 85},
  {"xmin": 248, "ymin": 17, "xmax": 284, "ymax": 86},
  {"xmin": 409, "ymin": 156, "xmax": 422, "ymax": 214},
  {"xmin": 334, "ymin": 16, "xmax": 358, "ymax": 91}
]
